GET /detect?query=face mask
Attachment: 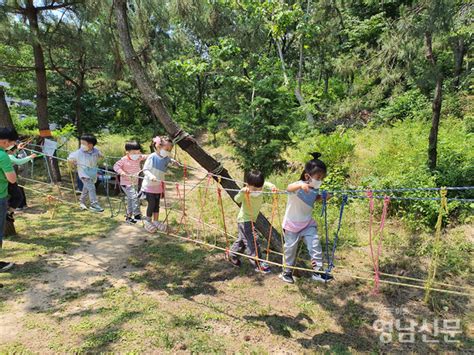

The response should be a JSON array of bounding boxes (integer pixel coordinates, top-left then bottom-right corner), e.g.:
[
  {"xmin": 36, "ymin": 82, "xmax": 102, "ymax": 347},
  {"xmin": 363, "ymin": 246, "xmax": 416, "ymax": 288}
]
[
  {"xmin": 159, "ymin": 149, "xmax": 170, "ymax": 157},
  {"xmin": 129, "ymin": 154, "xmax": 141, "ymax": 161},
  {"xmin": 250, "ymin": 191, "xmax": 262, "ymax": 197},
  {"xmin": 81, "ymin": 144, "xmax": 90, "ymax": 152},
  {"xmin": 309, "ymin": 178, "xmax": 322, "ymax": 189}
]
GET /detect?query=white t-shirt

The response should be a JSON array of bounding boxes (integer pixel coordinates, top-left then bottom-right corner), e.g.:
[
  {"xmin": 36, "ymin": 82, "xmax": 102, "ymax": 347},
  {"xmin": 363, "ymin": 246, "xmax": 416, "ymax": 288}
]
[
  {"xmin": 68, "ymin": 147, "xmax": 102, "ymax": 182},
  {"xmin": 282, "ymin": 181, "xmax": 319, "ymax": 233}
]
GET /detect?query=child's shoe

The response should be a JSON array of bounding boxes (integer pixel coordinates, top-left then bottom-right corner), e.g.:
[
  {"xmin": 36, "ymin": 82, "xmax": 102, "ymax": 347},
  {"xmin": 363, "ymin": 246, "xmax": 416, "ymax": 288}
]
[
  {"xmin": 144, "ymin": 220, "xmax": 157, "ymax": 233},
  {"xmin": 152, "ymin": 221, "xmax": 167, "ymax": 232},
  {"xmin": 279, "ymin": 271, "xmax": 294, "ymax": 284},
  {"xmin": 311, "ymin": 268, "xmax": 334, "ymax": 283},
  {"xmin": 6, "ymin": 212, "xmax": 14, "ymax": 222},
  {"xmin": 255, "ymin": 262, "xmax": 271, "ymax": 274},
  {"xmin": 89, "ymin": 203, "xmax": 104, "ymax": 213},
  {"xmin": 228, "ymin": 256, "xmax": 241, "ymax": 268},
  {"xmin": 134, "ymin": 214, "xmax": 143, "ymax": 221},
  {"xmin": 79, "ymin": 202, "xmax": 88, "ymax": 210},
  {"xmin": 125, "ymin": 216, "xmax": 137, "ymax": 224}
]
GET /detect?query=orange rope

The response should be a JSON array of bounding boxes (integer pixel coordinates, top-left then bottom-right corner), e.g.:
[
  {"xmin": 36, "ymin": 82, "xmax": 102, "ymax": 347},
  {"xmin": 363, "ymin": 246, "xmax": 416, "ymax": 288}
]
[
  {"xmin": 244, "ymin": 190, "xmax": 262, "ymax": 271},
  {"xmin": 216, "ymin": 183, "xmax": 230, "ymax": 257}
]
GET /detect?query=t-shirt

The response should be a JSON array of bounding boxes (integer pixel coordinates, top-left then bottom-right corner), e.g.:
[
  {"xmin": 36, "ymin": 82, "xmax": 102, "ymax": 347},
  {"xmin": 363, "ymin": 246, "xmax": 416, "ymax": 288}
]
[
  {"xmin": 141, "ymin": 152, "xmax": 171, "ymax": 194},
  {"xmin": 113, "ymin": 155, "xmax": 147, "ymax": 186},
  {"xmin": 282, "ymin": 181, "xmax": 319, "ymax": 233},
  {"xmin": 0, "ymin": 148, "xmax": 14, "ymax": 199},
  {"xmin": 68, "ymin": 147, "xmax": 102, "ymax": 182},
  {"xmin": 234, "ymin": 182, "xmax": 276, "ymax": 223},
  {"xmin": 9, "ymin": 154, "xmax": 34, "ymax": 166}
]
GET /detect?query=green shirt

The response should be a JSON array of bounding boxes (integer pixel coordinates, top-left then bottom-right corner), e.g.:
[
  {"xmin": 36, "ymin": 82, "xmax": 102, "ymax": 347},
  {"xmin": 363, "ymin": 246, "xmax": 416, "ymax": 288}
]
[
  {"xmin": 0, "ymin": 148, "xmax": 14, "ymax": 199},
  {"xmin": 234, "ymin": 182, "xmax": 276, "ymax": 223}
]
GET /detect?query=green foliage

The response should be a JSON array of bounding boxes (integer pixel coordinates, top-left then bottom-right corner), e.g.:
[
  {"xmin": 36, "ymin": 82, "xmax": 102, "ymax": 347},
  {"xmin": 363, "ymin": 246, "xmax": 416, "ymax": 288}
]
[{"xmin": 375, "ymin": 89, "xmax": 431, "ymax": 124}]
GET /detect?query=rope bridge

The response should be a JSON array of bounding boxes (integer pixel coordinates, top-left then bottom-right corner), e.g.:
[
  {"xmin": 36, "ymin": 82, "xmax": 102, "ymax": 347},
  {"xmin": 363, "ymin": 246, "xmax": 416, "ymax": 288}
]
[{"xmin": 12, "ymin": 145, "xmax": 474, "ymax": 301}]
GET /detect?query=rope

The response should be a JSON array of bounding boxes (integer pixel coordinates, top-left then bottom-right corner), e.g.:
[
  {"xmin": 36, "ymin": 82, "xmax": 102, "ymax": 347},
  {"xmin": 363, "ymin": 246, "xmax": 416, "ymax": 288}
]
[
  {"xmin": 265, "ymin": 192, "xmax": 278, "ymax": 261},
  {"xmin": 154, "ymin": 222, "xmax": 472, "ymax": 297},
  {"xmin": 216, "ymin": 181, "xmax": 230, "ymax": 257},
  {"xmin": 326, "ymin": 194, "xmax": 348, "ymax": 273},
  {"xmin": 424, "ymin": 187, "xmax": 448, "ymax": 303},
  {"xmin": 244, "ymin": 190, "xmax": 262, "ymax": 271}
]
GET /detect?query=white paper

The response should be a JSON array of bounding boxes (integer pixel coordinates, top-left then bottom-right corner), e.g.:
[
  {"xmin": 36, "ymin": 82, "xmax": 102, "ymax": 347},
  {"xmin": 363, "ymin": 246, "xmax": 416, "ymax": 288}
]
[{"xmin": 43, "ymin": 138, "xmax": 58, "ymax": 157}]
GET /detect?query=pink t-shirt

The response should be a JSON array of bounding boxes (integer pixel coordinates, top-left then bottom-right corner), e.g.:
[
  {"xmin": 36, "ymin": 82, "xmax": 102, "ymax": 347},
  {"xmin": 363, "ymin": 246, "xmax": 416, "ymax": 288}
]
[{"xmin": 113, "ymin": 156, "xmax": 143, "ymax": 186}]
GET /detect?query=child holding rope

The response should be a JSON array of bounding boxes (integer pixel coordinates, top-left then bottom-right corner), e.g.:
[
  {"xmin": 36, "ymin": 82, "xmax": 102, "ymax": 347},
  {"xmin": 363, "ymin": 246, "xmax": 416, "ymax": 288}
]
[
  {"xmin": 67, "ymin": 134, "xmax": 104, "ymax": 213},
  {"xmin": 141, "ymin": 136, "xmax": 175, "ymax": 233},
  {"xmin": 279, "ymin": 152, "xmax": 333, "ymax": 284},
  {"xmin": 229, "ymin": 170, "xmax": 276, "ymax": 273},
  {"xmin": 6, "ymin": 142, "xmax": 38, "ymax": 219},
  {"xmin": 114, "ymin": 141, "xmax": 147, "ymax": 224}
]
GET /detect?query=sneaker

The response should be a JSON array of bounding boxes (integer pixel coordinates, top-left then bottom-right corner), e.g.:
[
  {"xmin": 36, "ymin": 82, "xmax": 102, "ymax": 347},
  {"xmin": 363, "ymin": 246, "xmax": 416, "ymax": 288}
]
[
  {"xmin": 6, "ymin": 212, "xmax": 14, "ymax": 222},
  {"xmin": 0, "ymin": 261, "xmax": 14, "ymax": 272},
  {"xmin": 228, "ymin": 256, "xmax": 241, "ymax": 268},
  {"xmin": 89, "ymin": 203, "xmax": 104, "ymax": 213},
  {"xmin": 279, "ymin": 271, "xmax": 294, "ymax": 284},
  {"xmin": 15, "ymin": 206, "xmax": 27, "ymax": 212},
  {"xmin": 79, "ymin": 202, "xmax": 88, "ymax": 210},
  {"xmin": 255, "ymin": 262, "xmax": 271, "ymax": 274},
  {"xmin": 152, "ymin": 221, "xmax": 167, "ymax": 232},
  {"xmin": 134, "ymin": 214, "xmax": 143, "ymax": 221},
  {"xmin": 312, "ymin": 268, "xmax": 334, "ymax": 283},
  {"xmin": 144, "ymin": 220, "xmax": 157, "ymax": 233},
  {"xmin": 125, "ymin": 216, "xmax": 137, "ymax": 224}
]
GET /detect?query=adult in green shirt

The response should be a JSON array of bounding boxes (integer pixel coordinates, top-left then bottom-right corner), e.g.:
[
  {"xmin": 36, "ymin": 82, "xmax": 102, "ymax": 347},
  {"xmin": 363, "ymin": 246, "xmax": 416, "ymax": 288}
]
[{"xmin": 0, "ymin": 128, "xmax": 19, "ymax": 272}]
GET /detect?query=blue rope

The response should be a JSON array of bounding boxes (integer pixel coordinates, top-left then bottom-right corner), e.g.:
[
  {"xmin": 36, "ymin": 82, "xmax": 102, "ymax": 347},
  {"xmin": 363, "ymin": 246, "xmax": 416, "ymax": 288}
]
[
  {"xmin": 327, "ymin": 195, "xmax": 348, "ymax": 273},
  {"xmin": 320, "ymin": 190, "xmax": 329, "ymax": 272}
]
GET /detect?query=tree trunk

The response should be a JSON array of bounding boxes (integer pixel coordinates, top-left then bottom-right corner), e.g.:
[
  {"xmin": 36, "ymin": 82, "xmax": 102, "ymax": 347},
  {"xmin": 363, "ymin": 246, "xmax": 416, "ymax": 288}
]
[
  {"xmin": 114, "ymin": 0, "xmax": 282, "ymax": 251},
  {"xmin": 428, "ymin": 76, "xmax": 443, "ymax": 170},
  {"xmin": 425, "ymin": 31, "xmax": 443, "ymax": 171},
  {"xmin": 24, "ymin": 1, "xmax": 61, "ymax": 181},
  {"xmin": 452, "ymin": 37, "xmax": 466, "ymax": 91},
  {"xmin": 0, "ymin": 87, "xmax": 15, "ymax": 129},
  {"xmin": 295, "ymin": 39, "xmax": 314, "ymax": 125}
]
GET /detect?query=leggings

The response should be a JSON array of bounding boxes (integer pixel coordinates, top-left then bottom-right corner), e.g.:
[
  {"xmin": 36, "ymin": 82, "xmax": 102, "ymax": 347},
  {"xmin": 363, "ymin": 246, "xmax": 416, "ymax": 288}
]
[
  {"xmin": 145, "ymin": 192, "xmax": 161, "ymax": 218},
  {"xmin": 8, "ymin": 182, "xmax": 24, "ymax": 209}
]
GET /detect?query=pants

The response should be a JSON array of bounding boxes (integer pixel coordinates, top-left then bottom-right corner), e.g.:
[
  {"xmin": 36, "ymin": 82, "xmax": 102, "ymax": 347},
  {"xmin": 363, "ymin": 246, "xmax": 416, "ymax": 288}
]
[
  {"xmin": 80, "ymin": 177, "xmax": 98, "ymax": 205},
  {"xmin": 230, "ymin": 221, "xmax": 262, "ymax": 268},
  {"xmin": 283, "ymin": 225, "xmax": 323, "ymax": 273},
  {"xmin": 0, "ymin": 197, "xmax": 7, "ymax": 248},
  {"xmin": 145, "ymin": 192, "xmax": 160, "ymax": 218},
  {"xmin": 8, "ymin": 182, "xmax": 24, "ymax": 209},
  {"xmin": 121, "ymin": 185, "xmax": 140, "ymax": 217}
]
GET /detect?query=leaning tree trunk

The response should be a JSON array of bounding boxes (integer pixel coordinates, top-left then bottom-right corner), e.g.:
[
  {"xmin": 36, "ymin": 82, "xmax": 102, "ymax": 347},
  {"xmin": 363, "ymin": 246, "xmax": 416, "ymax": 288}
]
[
  {"xmin": 25, "ymin": 1, "xmax": 61, "ymax": 182},
  {"xmin": 114, "ymin": 0, "xmax": 282, "ymax": 250},
  {"xmin": 0, "ymin": 87, "xmax": 15, "ymax": 129}
]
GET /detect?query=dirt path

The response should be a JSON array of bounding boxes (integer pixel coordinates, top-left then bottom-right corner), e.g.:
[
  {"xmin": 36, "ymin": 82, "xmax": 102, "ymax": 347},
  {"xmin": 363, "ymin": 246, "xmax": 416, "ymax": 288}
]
[{"xmin": 0, "ymin": 223, "xmax": 147, "ymax": 345}]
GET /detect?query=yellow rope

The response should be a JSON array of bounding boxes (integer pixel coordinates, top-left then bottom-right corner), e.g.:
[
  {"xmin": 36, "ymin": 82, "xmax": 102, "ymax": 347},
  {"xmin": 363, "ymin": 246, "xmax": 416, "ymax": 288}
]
[
  {"xmin": 67, "ymin": 163, "xmax": 78, "ymax": 204},
  {"xmin": 424, "ymin": 187, "xmax": 449, "ymax": 303}
]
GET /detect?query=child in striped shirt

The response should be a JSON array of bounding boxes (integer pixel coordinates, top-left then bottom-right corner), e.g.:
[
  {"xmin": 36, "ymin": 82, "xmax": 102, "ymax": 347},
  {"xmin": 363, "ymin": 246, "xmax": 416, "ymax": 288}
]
[{"xmin": 113, "ymin": 141, "xmax": 147, "ymax": 224}]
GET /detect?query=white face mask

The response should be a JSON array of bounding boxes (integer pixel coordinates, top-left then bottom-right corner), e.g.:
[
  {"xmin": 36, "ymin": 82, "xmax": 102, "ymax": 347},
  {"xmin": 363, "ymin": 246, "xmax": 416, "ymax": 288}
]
[
  {"xmin": 309, "ymin": 178, "xmax": 322, "ymax": 189},
  {"xmin": 159, "ymin": 149, "xmax": 170, "ymax": 157},
  {"xmin": 250, "ymin": 191, "xmax": 262, "ymax": 197},
  {"xmin": 81, "ymin": 144, "xmax": 90, "ymax": 152},
  {"xmin": 129, "ymin": 154, "xmax": 141, "ymax": 161}
]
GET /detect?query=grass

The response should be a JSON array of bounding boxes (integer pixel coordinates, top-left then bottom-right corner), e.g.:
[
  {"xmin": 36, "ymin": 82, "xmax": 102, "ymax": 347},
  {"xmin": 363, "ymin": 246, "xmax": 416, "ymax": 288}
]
[{"xmin": 0, "ymin": 132, "xmax": 472, "ymax": 352}]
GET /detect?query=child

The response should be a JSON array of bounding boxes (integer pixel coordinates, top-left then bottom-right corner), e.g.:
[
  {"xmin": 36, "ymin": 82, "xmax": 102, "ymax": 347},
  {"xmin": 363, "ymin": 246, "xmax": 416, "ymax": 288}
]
[
  {"xmin": 229, "ymin": 170, "xmax": 276, "ymax": 273},
  {"xmin": 0, "ymin": 127, "xmax": 18, "ymax": 271},
  {"xmin": 113, "ymin": 141, "xmax": 146, "ymax": 224},
  {"xmin": 6, "ymin": 142, "xmax": 38, "ymax": 219},
  {"xmin": 67, "ymin": 134, "xmax": 104, "ymax": 212},
  {"xmin": 141, "ymin": 136, "xmax": 174, "ymax": 233},
  {"xmin": 279, "ymin": 152, "xmax": 333, "ymax": 284}
]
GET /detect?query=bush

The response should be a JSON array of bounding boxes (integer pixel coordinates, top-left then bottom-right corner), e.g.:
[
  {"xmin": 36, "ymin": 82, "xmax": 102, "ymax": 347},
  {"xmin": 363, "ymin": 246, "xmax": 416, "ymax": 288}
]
[{"xmin": 374, "ymin": 88, "xmax": 431, "ymax": 124}]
